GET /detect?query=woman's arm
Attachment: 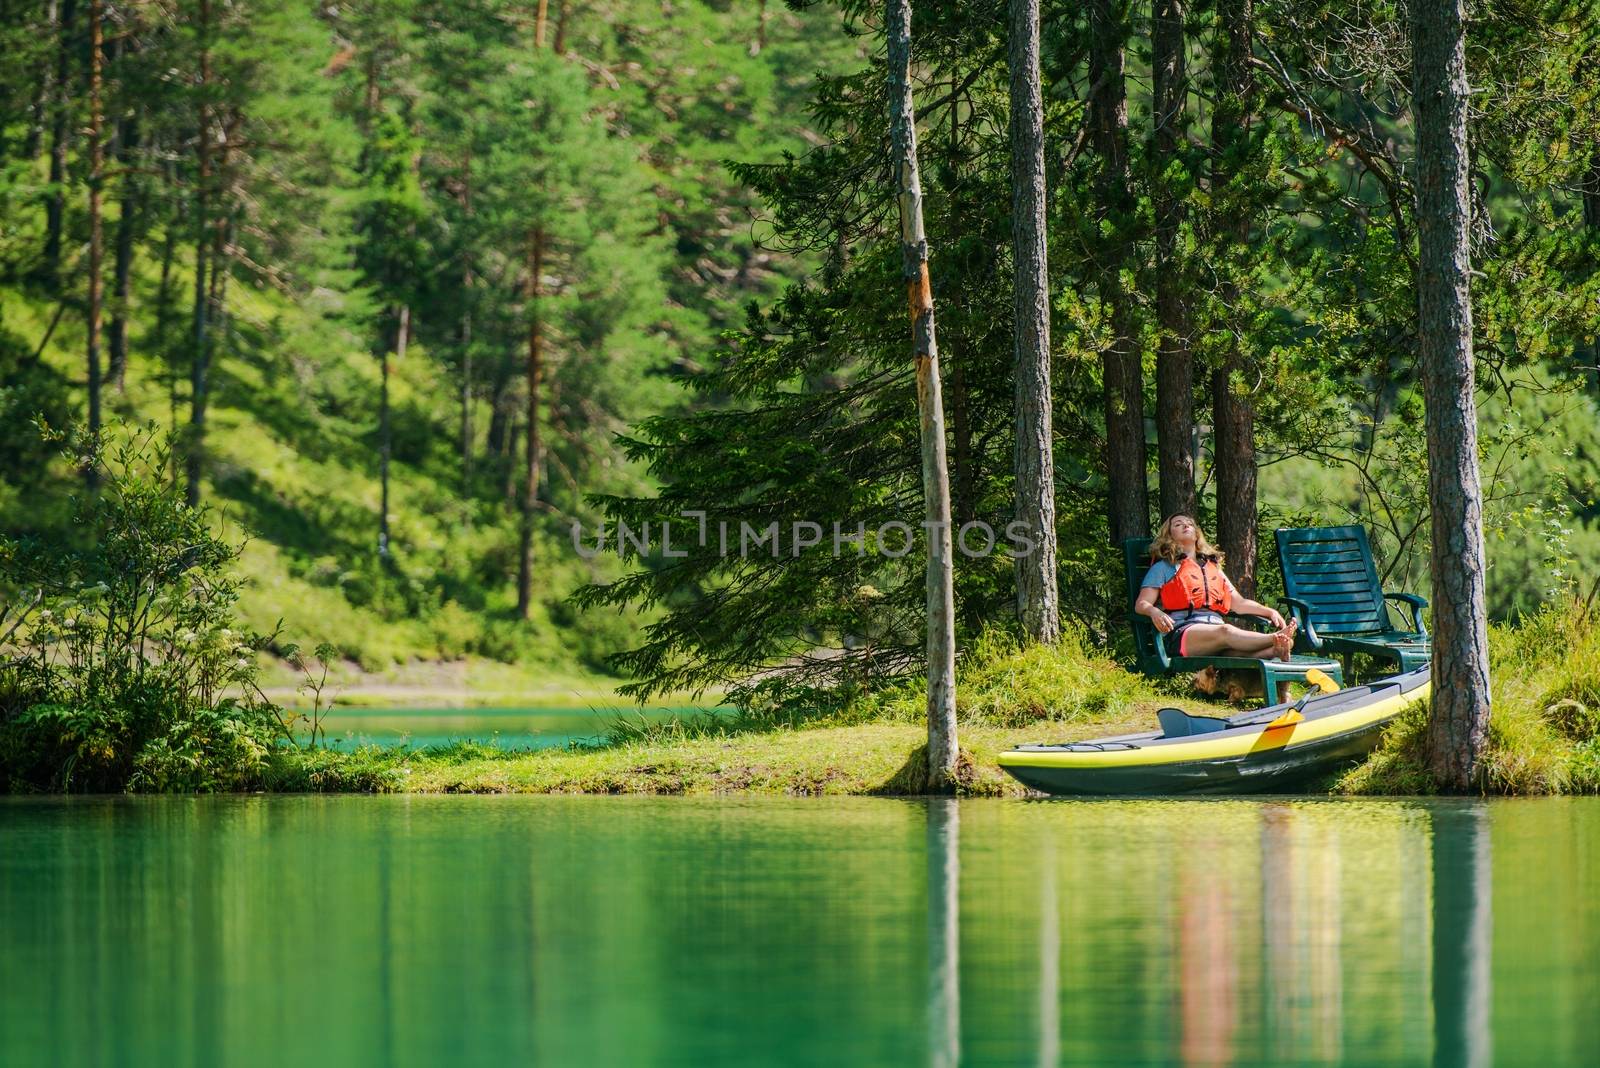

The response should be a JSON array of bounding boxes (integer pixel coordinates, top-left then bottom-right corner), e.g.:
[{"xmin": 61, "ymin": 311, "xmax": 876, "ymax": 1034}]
[
  {"xmin": 1134, "ymin": 588, "xmax": 1176, "ymax": 633},
  {"xmin": 1232, "ymin": 595, "xmax": 1285, "ymax": 629}
]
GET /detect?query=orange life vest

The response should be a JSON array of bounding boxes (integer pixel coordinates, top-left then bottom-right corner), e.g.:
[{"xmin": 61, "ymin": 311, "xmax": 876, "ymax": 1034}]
[{"xmin": 1157, "ymin": 556, "xmax": 1233, "ymax": 615}]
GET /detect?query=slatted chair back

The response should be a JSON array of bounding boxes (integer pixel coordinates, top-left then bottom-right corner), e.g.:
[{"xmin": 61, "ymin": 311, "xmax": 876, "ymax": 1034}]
[
  {"xmin": 1122, "ymin": 537, "xmax": 1165, "ymax": 674},
  {"xmin": 1275, "ymin": 525, "xmax": 1389, "ymax": 637}
]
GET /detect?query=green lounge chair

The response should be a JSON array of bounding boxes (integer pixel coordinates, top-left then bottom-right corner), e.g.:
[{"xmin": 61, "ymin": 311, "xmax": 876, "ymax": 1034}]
[
  {"xmin": 1122, "ymin": 538, "xmax": 1343, "ymax": 705},
  {"xmin": 1274, "ymin": 525, "xmax": 1431, "ymax": 674}
]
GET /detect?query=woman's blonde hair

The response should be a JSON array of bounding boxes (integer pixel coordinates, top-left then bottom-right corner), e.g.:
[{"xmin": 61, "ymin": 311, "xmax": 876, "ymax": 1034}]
[{"xmin": 1150, "ymin": 514, "xmax": 1225, "ymax": 566}]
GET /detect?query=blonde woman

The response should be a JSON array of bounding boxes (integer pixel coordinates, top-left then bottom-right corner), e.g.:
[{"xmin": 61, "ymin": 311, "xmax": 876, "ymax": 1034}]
[{"xmin": 1134, "ymin": 515, "xmax": 1297, "ymax": 660}]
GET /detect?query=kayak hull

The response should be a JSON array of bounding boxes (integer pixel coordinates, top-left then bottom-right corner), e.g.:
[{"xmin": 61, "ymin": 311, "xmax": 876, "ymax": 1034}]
[{"xmin": 998, "ymin": 667, "xmax": 1429, "ymax": 797}]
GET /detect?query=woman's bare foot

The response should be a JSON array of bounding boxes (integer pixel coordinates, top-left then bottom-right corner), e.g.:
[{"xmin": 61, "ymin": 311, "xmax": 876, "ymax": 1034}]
[{"xmin": 1272, "ymin": 619, "xmax": 1298, "ymax": 660}]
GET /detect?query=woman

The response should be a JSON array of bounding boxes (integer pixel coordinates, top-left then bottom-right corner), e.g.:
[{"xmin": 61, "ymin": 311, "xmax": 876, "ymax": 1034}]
[{"xmin": 1134, "ymin": 515, "xmax": 1297, "ymax": 661}]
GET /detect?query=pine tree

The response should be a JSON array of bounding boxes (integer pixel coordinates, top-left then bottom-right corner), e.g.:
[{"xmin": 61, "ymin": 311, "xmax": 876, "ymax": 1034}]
[
  {"xmin": 1008, "ymin": 0, "xmax": 1057, "ymax": 644},
  {"xmin": 1151, "ymin": 0, "xmax": 1194, "ymax": 520},
  {"xmin": 1088, "ymin": 0, "xmax": 1147, "ymax": 545},
  {"xmin": 1209, "ymin": 0, "xmax": 1259, "ymax": 595},
  {"xmin": 886, "ymin": 0, "xmax": 958, "ymax": 790},
  {"xmin": 1413, "ymin": 0, "xmax": 1491, "ymax": 789}
]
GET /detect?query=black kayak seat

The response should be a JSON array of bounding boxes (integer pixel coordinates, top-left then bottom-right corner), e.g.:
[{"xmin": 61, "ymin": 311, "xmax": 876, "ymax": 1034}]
[{"xmin": 1157, "ymin": 707, "xmax": 1231, "ymax": 737}]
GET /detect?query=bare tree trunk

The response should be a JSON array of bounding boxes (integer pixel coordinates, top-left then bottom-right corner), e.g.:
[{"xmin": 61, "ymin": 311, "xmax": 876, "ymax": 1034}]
[
  {"xmin": 24, "ymin": 0, "xmax": 56, "ymax": 159},
  {"xmin": 380, "ymin": 305, "xmax": 408, "ymax": 559},
  {"xmin": 553, "ymin": 0, "xmax": 570, "ymax": 54},
  {"xmin": 1210, "ymin": 0, "xmax": 1258, "ymax": 596},
  {"xmin": 534, "ymin": 0, "xmax": 548, "ymax": 48},
  {"xmin": 517, "ymin": 229, "xmax": 545, "ymax": 620},
  {"xmin": 1009, "ymin": 0, "xmax": 1059, "ymax": 643},
  {"xmin": 753, "ymin": 0, "xmax": 767, "ymax": 56},
  {"xmin": 459, "ymin": 151, "xmax": 474, "ymax": 491},
  {"xmin": 1088, "ymin": 0, "xmax": 1148, "ymax": 546},
  {"xmin": 155, "ymin": 195, "xmax": 178, "ymax": 448},
  {"xmin": 1153, "ymin": 0, "xmax": 1195, "ymax": 521},
  {"xmin": 85, "ymin": 0, "xmax": 103, "ymax": 487},
  {"xmin": 109, "ymin": 114, "xmax": 141, "ymax": 391},
  {"xmin": 1414, "ymin": 0, "xmax": 1490, "ymax": 790},
  {"xmin": 1585, "ymin": 155, "xmax": 1600, "ymax": 399},
  {"xmin": 887, "ymin": 0, "xmax": 959, "ymax": 792},
  {"xmin": 185, "ymin": 0, "xmax": 212, "ymax": 508},
  {"xmin": 44, "ymin": 0, "xmax": 76, "ymax": 283}
]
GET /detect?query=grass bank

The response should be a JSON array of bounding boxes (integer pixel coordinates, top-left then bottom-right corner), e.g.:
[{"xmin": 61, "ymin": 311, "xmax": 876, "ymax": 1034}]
[
  {"xmin": 1338, "ymin": 602, "xmax": 1600, "ymax": 795},
  {"xmin": 269, "ymin": 607, "xmax": 1600, "ymax": 797},
  {"xmin": 265, "ymin": 628, "xmax": 1189, "ymax": 796}
]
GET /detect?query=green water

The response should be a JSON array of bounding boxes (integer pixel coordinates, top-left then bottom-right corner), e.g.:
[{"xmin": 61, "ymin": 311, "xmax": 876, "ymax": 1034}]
[
  {"xmin": 304, "ymin": 704, "xmax": 719, "ymax": 750},
  {"xmin": 2, "ymin": 797, "xmax": 1596, "ymax": 1067}
]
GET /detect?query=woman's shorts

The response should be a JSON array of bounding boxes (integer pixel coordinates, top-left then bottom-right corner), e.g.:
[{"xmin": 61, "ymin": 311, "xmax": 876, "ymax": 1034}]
[{"xmin": 1162, "ymin": 612, "xmax": 1225, "ymax": 657}]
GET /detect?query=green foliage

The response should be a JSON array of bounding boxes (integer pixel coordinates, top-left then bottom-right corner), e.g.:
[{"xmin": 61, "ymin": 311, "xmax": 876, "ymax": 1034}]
[
  {"xmin": 1338, "ymin": 601, "xmax": 1600, "ymax": 795},
  {"xmin": 0, "ymin": 427, "xmax": 286, "ymax": 791}
]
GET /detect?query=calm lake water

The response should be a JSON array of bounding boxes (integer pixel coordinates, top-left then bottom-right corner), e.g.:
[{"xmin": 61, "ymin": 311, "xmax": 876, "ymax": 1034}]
[{"xmin": 2, "ymin": 796, "xmax": 1596, "ymax": 1067}]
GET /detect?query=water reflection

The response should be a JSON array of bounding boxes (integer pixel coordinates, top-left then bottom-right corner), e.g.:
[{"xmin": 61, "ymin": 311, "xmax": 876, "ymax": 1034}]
[
  {"xmin": 926, "ymin": 798, "xmax": 960, "ymax": 1068},
  {"xmin": 1431, "ymin": 803, "xmax": 1492, "ymax": 1068},
  {"xmin": 0, "ymin": 796, "xmax": 1593, "ymax": 1068}
]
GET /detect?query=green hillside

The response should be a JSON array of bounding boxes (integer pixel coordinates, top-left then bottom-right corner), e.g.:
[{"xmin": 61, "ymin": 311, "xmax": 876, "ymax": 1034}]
[{"xmin": 0, "ymin": 0, "xmax": 864, "ymax": 701}]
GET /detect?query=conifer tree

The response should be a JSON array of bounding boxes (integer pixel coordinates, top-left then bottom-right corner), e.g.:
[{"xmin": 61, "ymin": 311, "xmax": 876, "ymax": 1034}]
[
  {"xmin": 1413, "ymin": 0, "xmax": 1491, "ymax": 789},
  {"xmin": 886, "ymin": 0, "xmax": 958, "ymax": 789},
  {"xmin": 1009, "ymin": 0, "xmax": 1058, "ymax": 644}
]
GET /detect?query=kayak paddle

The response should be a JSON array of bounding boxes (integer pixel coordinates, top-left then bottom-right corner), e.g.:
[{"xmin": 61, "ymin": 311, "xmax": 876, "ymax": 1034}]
[{"xmin": 1265, "ymin": 668, "xmax": 1340, "ymax": 728}]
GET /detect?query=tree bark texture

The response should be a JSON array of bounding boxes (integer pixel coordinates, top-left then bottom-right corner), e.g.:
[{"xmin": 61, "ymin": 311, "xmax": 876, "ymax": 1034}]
[
  {"xmin": 1152, "ymin": 0, "xmax": 1195, "ymax": 521},
  {"xmin": 185, "ymin": 0, "xmax": 212, "ymax": 508},
  {"xmin": 1088, "ymin": 0, "xmax": 1148, "ymax": 546},
  {"xmin": 24, "ymin": 0, "xmax": 55, "ymax": 160},
  {"xmin": 109, "ymin": 114, "xmax": 141, "ymax": 391},
  {"xmin": 379, "ymin": 305, "xmax": 408, "ymax": 559},
  {"xmin": 85, "ymin": 0, "xmax": 103, "ymax": 482},
  {"xmin": 1008, "ymin": 0, "xmax": 1059, "ymax": 644},
  {"xmin": 1413, "ymin": 0, "xmax": 1491, "ymax": 790},
  {"xmin": 887, "ymin": 0, "xmax": 959, "ymax": 791},
  {"xmin": 459, "ymin": 152, "xmax": 474, "ymax": 491},
  {"xmin": 517, "ymin": 228, "xmax": 546, "ymax": 620},
  {"xmin": 1210, "ymin": 0, "xmax": 1258, "ymax": 596},
  {"xmin": 44, "ymin": 0, "xmax": 76, "ymax": 283}
]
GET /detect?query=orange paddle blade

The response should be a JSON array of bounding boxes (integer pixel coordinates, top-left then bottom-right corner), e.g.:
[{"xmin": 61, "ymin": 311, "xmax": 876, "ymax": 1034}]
[
  {"xmin": 1265, "ymin": 709, "xmax": 1305, "ymax": 728},
  {"xmin": 1305, "ymin": 668, "xmax": 1340, "ymax": 694}
]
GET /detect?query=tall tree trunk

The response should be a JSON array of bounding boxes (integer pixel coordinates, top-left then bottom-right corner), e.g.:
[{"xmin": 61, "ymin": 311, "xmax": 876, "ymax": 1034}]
[
  {"xmin": 887, "ymin": 0, "xmax": 958, "ymax": 792},
  {"xmin": 1088, "ymin": 0, "xmax": 1148, "ymax": 546},
  {"xmin": 534, "ymin": 0, "xmax": 548, "ymax": 48},
  {"xmin": 380, "ymin": 305, "xmax": 408, "ymax": 559},
  {"xmin": 1008, "ymin": 0, "xmax": 1059, "ymax": 643},
  {"xmin": 1210, "ymin": 0, "xmax": 1258, "ymax": 596},
  {"xmin": 84, "ymin": 0, "xmax": 103, "ymax": 486},
  {"xmin": 185, "ymin": 0, "xmax": 212, "ymax": 508},
  {"xmin": 517, "ymin": 229, "xmax": 545, "ymax": 620},
  {"xmin": 155, "ymin": 200, "xmax": 178, "ymax": 471},
  {"xmin": 1585, "ymin": 154, "xmax": 1600, "ymax": 399},
  {"xmin": 109, "ymin": 114, "xmax": 141, "ymax": 391},
  {"xmin": 459, "ymin": 152, "xmax": 475, "ymax": 491},
  {"xmin": 1152, "ymin": 0, "xmax": 1195, "ymax": 520},
  {"xmin": 553, "ymin": 0, "xmax": 570, "ymax": 54},
  {"xmin": 1414, "ymin": 0, "xmax": 1490, "ymax": 790},
  {"xmin": 44, "ymin": 0, "xmax": 76, "ymax": 283},
  {"xmin": 24, "ymin": 0, "xmax": 56, "ymax": 159}
]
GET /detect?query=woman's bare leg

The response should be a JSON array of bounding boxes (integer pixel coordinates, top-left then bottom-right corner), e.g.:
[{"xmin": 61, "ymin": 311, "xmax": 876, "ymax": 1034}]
[{"xmin": 1178, "ymin": 623, "xmax": 1278, "ymax": 659}]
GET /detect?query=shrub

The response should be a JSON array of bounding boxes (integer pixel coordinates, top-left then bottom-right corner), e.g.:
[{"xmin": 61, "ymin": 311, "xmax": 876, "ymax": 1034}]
[{"xmin": 0, "ymin": 426, "xmax": 289, "ymax": 791}]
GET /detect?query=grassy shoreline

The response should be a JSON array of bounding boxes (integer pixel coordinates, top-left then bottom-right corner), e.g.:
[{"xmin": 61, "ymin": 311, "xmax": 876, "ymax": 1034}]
[{"xmin": 266, "ymin": 607, "xmax": 1600, "ymax": 798}]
